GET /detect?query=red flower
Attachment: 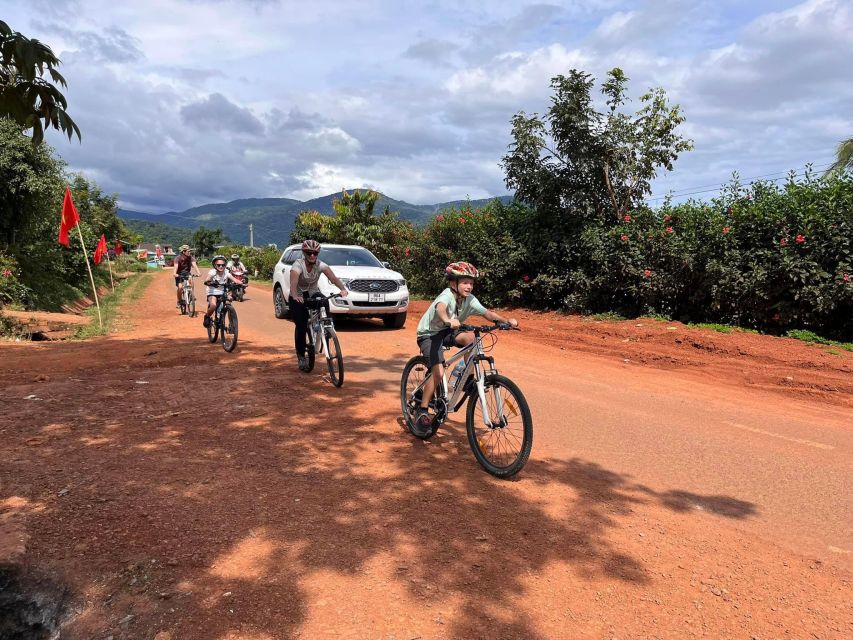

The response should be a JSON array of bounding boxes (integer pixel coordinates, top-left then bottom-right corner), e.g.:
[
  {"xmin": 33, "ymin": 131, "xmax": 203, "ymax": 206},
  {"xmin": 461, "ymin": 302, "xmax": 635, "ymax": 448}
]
[
  {"xmin": 795, "ymin": 234, "xmax": 805, "ymax": 244},
  {"xmin": 620, "ymin": 234, "xmax": 628, "ymax": 242},
  {"xmin": 666, "ymin": 227, "xmax": 674, "ymax": 234},
  {"xmin": 772, "ymin": 313, "xmax": 781, "ymax": 321},
  {"xmin": 780, "ymin": 237, "xmax": 788, "ymax": 246},
  {"xmin": 624, "ymin": 214, "xmax": 631, "ymax": 222},
  {"xmin": 475, "ymin": 208, "xmax": 481, "ymax": 214},
  {"xmin": 643, "ymin": 269, "xmax": 652, "ymax": 277},
  {"xmin": 1, "ymin": 268, "xmax": 11, "ymax": 278},
  {"xmin": 723, "ymin": 226, "xmax": 730, "ymax": 234},
  {"xmin": 436, "ymin": 214, "xmax": 444, "ymax": 222},
  {"xmin": 458, "ymin": 217, "xmax": 466, "ymax": 224},
  {"xmin": 522, "ymin": 275, "xmax": 530, "ymax": 282},
  {"xmin": 843, "ymin": 273, "xmax": 849, "ymax": 282},
  {"xmin": 404, "ymin": 248, "xmax": 411, "ymax": 257}
]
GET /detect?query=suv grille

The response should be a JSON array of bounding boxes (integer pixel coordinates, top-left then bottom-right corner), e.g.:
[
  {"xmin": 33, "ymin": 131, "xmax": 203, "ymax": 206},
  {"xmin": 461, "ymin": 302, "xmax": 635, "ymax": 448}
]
[{"xmin": 348, "ymin": 279, "xmax": 399, "ymax": 293}]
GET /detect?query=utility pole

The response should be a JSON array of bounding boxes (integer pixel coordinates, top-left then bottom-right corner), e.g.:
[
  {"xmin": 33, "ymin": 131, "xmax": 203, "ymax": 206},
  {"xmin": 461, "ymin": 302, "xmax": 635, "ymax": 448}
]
[{"xmin": 249, "ymin": 223, "xmax": 254, "ymax": 248}]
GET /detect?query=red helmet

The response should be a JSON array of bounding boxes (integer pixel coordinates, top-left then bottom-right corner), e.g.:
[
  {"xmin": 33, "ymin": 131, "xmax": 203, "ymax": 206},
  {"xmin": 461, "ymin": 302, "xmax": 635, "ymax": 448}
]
[
  {"xmin": 301, "ymin": 239, "xmax": 321, "ymax": 252},
  {"xmin": 445, "ymin": 261, "xmax": 479, "ymax": 280}
]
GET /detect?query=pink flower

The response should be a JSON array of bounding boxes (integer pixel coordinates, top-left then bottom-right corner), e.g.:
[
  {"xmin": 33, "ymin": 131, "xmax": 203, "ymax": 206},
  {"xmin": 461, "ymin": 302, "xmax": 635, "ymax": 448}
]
[
  {"xmin": 643, "ymin": 269, "xmax": 652, "ymax": 277},
  {"xmin": 620, "ymin": 234, "xmax": 628, "ymax": 242},
  {"xmin": 1, "ymin": 268, "xmax": 11, "ymax": 278},
  {"xmin": 795, "ymin": 234, "xmax": 806, "ymax": 244},
  {"xmin": 624, "ymin": 214, "xmax": 631, "ymax": 222},
  {"xmin": 780, "ymin": 238, "xmax": 788, "ymax": 246},
  {"xmin": 723, "ymin": 226, "xmax": 730, "ymax": 234},
  {"xmin": 475, "ymin": 208, "xmax": 481, "ymax": 214},
  {"xmin": 458, "ymin": 217, "xmax": 466, "ymax": 224},
  {"xmin": 666, "ymin": 227, "xmax": 674, "ymax": 234},
  {"xmin": 522, "ymin": 275, "xmax": 530, "ymax": 282},
  {"xmin": 404, "ymin": 248, "xmax": 411, "ymax": 257},
  {"xmin": 436, "ymin": 214, "xmax": 444, "ymax": 222},
  {"xmin": 843, "ymin": 273, "xmax": 849, "ymax": 282}
]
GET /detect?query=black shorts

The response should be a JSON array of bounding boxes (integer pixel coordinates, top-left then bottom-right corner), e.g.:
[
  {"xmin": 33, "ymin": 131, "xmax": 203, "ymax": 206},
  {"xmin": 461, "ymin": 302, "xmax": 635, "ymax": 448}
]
[
  {"xmin": 417, "ymin": 328, "xmax": 457, "ymax": 368},
  {"xmin": 175, "ymin": 273, "xmax": 190, "ymax": 286}
]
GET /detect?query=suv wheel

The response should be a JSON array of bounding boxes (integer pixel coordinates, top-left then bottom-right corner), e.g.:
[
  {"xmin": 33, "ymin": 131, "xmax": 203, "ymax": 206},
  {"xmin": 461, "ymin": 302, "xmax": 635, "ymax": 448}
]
[
  {"xmin": 383, "ymin": 311, "xmax": 406, "ymax": 329},
  {"xmin": 273, "ymin": 285, "xmax": 289, "ymax": 319}
]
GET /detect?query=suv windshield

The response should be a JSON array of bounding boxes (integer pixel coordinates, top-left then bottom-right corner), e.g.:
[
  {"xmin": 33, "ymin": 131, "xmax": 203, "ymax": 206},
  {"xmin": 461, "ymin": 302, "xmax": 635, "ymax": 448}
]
[{"xmin": 292, "ymin": 247, "xmax": 384, "ymax": 268}]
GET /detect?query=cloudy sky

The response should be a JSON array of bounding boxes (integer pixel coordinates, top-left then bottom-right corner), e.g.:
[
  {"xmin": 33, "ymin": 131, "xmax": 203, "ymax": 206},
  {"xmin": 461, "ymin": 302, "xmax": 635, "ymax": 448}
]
[{"xmin": 5, "ymin": 0, "xmax": 852, "ymax": 212}]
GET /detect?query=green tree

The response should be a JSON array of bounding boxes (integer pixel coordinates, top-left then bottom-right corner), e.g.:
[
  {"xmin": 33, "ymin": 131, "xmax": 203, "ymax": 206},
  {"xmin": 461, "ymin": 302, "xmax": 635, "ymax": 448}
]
[
  {"xmin": 191, "ymin": 226, "xmax": 229, "ymax": 258},
  {"xmin": 0, "ymin": 20, "xmax": 80, "ymax": 144},
  {"xmin": 826, "ymin": 137, "xmax": 853, "ymax": 175}
]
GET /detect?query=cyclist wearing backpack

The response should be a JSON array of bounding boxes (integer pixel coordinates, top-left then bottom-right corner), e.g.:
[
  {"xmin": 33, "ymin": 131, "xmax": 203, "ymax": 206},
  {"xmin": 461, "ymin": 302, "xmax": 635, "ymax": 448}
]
[
  {"xmin": 289, "ymin": 239, "xmax": 349, "ymax": 371},
  {"xmin": 413, "ymin": 261, "xmax": 518, "ymax": 431}
]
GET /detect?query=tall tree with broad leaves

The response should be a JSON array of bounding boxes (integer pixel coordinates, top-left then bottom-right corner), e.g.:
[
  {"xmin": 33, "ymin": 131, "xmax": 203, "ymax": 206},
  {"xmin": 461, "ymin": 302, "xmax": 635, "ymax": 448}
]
[{"xmin": 0, "ymin": 19, "xmax": 81, "ymax": 144}]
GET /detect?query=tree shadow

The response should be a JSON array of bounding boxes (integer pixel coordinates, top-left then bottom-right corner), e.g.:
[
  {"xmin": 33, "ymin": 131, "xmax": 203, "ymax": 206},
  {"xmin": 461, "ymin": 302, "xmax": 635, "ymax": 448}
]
[{"xmin": 0, "ymin": 336, "xmax": 757, "ymax": 639}]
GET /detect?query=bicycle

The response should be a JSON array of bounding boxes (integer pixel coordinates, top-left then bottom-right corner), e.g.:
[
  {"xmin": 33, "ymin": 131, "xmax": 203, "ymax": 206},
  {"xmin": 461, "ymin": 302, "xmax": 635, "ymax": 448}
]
[
  {"xmin": 400, "ymin": 322, "xmax": 532, "ymax": 478},
  {"xmin": 303, "ymin": 292, "xmax": 344, "ymax": 387},
  {"xmin": 178, "ymin": 274, "xmax": 198, "ymax": 317},
  {"xmin": 205, "ymin": 282, "xmax": 239, "ymax": 352}
]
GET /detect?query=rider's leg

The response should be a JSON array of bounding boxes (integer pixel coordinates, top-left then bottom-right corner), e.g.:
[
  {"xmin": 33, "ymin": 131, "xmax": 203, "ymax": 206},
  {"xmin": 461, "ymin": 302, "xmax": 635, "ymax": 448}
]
[
  {"xmin": 176, "ymin": 278, "xmax": 183, "ymax": 304},
  {"xmin": 420, "ymin": 363, "xmax": 444, "ymax": 410},
  {"xmin": 290, "ymin": 296, "xmax": 308, "ymax": 357},
  {"xmin": 206, "ymin": 295, "xmax": 217, "ymax": 317}
]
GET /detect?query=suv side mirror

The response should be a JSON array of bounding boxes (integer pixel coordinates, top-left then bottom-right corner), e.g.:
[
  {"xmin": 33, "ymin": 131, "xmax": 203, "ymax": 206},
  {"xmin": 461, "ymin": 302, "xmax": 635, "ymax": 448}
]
[{"xmin": 381, "ymin": 261, "xmax": 390, "ymax": 268}]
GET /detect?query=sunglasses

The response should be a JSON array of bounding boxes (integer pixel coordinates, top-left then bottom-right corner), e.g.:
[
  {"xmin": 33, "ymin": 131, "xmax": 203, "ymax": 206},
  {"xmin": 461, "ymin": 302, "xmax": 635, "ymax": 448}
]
[
  {"xmin": 214, "ymin": 263, "xmax": 226, "ymax": 268},
  {"xmin": 303, "ymin": 251, "xmax": 319, "ymax": 257}
]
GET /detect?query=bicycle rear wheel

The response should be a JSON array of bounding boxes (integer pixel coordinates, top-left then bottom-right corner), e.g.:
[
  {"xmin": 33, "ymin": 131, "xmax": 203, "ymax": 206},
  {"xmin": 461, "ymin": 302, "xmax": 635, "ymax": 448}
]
[
  {"xmin": 324, "ymin": 327, "xmax": 344, "ymax": 387},
  {"xmin": 466, "ymin": 374, "xmax": 532, "ymax": 478},
  {"xmin": 400, "ymin": 355, "xmax": 437, "ymax": 439},
  {"xmin": 221, "ymin": 305, "xmax": 238, "ymax": 352}
]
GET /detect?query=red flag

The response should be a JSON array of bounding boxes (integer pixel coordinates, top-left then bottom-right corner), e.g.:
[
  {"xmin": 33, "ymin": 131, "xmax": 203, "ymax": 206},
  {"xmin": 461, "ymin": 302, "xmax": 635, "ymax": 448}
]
[
  {"xmin": 114, "ymin": 241, "xmax": 123, "ymax": 255},
  {"xmin": 94, "ymin": 234, "xmax": 108, "ymax": 265},
  {"xmin": 58, "ymin": 186, "xmax": 80, "ymax": 247}
]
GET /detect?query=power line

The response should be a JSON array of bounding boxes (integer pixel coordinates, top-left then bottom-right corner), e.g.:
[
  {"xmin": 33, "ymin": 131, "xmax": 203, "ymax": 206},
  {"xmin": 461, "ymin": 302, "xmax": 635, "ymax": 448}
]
[{"xmin": 648, "ymin": 160, "xmax": 835, "ymax": 203}]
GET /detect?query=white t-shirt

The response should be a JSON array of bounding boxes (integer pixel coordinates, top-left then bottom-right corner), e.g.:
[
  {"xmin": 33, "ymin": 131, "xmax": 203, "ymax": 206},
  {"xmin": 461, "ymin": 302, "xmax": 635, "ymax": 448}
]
[
  {"xmin": 291, "ymin": 258, "xmax": 329, "ymax": 295},
  {"xmin": 206, "ymin": 268, "xmax": 231, "ymax": 296}
]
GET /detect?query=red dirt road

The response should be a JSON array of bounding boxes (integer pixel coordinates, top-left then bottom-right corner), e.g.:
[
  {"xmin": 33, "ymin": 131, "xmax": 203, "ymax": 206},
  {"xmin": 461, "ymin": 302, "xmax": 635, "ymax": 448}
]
[{"xmin": 1, "ymin": 271, "xmax": 851, "ymax": 639}]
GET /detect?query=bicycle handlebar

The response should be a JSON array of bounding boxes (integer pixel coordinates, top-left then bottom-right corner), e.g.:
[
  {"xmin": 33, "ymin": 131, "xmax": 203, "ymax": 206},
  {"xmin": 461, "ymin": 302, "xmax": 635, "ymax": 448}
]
[{"xmin": 458, "ymin": 321, "xmax": 519, "ymax": 333}]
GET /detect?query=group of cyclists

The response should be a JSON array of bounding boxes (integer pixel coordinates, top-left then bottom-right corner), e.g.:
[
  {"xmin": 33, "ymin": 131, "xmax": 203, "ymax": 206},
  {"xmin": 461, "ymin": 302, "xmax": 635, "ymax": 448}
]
[
  {"xmin": 171, "ymin": 239, "xmax": 518, "ymax": 428},
  {"xmin": 172, "ymin": 245, "xmax": 249, "ymax": 328}
]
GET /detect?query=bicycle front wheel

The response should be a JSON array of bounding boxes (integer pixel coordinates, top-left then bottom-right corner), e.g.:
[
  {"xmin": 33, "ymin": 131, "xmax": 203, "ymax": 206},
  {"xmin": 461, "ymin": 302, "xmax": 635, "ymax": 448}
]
[
  {"xmin": 207, "ymin": 315, "xmax": 218, "ymax": 343},
  {"xmin": 324, "ymin": 327, "xmax": 344, "ymax": 387},
  {"xmin": 466, "ymin": 374, "xmax": 532, "ymax": 478},
  {"xmin": 221, "ymin": 305, "xmax": 238, "ymax": 352},
  {"xmin": 400, "ymin": 355, "xmax": 437, "ymax": 439},
  {"xmin": 188, "ymin": 290, "xmax": 196, "ymax": 318},
  {"xmin": 304, "ymin": 329, "xmax": 316, "ymax": 372}
]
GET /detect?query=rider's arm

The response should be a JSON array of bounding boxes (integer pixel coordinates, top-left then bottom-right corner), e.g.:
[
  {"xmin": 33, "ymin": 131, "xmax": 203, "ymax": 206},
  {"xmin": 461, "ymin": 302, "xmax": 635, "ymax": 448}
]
[
  {"xmin": 289, "ymin": 269, "xmax": 302, "ymax": 302},
  {"xmin": 321, "ymin": 266, "xmax": 349, "ymax": 296},
  {"xmin": 483, "ymin": 309, "xmax": 518, "ymax": 327},
  {"xmin": 436, "ymin": 302, "xmax": 460, "ymax": 329}
]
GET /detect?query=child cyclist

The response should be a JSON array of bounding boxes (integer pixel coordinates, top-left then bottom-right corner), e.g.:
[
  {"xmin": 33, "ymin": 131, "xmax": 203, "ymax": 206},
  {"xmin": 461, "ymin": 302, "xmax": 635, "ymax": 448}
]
[
  {"xmin": 202, "ymin": 255, "xmax": 246, "ymax": 328},
  {"xmin": 414, "ymin": 261, "xmax": 518, "ymax": 433}
]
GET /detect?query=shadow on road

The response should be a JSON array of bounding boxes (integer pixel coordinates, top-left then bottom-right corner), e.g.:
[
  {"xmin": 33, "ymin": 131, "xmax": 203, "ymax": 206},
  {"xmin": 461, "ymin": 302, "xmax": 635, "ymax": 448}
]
[{"xmin": 0, "ymin": 335, "xmax": 757, "ymax": 639}]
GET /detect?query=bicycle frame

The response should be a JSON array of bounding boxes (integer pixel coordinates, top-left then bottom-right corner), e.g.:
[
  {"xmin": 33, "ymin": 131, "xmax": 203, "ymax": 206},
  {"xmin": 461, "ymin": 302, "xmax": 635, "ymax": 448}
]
[{"xmin": 307, "ymin": 301, "xmax": 334, "ymax": 353}]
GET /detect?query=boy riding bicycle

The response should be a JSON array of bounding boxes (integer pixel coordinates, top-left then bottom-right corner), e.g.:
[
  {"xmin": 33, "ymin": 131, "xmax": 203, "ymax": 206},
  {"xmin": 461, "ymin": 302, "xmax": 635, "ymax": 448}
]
[
  {"xmin": 414, "ymin": 261, "xmax": 518, "ymax": 432},
  {"xmin": 202, "ymin": 255, "xmax": 246, "ymax": 328}
]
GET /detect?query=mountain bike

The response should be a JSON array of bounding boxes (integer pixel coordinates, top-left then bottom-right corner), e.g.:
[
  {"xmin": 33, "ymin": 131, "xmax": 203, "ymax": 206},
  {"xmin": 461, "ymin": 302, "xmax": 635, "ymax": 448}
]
[
  {"xmin": 400, "ymin": 322, "xmax": 532, "ymax": 478},
  {"xmin": 303, "ymin": 292, "xmax": 344, "ymax": 387},
  {"xmin": 178, "ymin": 274, "xmax": 198, "ymax": 317},
  {"xmin": 206, "ymin": 283, "xmax": 239, "ymax": 352}
]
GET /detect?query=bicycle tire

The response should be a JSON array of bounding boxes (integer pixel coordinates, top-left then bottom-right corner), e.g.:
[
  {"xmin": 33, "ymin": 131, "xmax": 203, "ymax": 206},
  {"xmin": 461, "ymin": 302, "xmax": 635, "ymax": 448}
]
[
  {"xmin": 466, "ymin": 374, "xmax": 532, "ymax": 478},
  {"xmin": 179, "ymin": 300, "xmax": 186, "ymax": 315},
  {"xmin": 188, "ymin": 290, "xmax": 196, "ymax": 317},
  {"xmin": 304, "ymin": 329, "xmax": 316, "ymax": 372},
  {"xmin": 207, "ymin": 316, "xmax": 218, "ymax": 343},
  {"xmin": 400, "ymin": 355, "xmax": 437, "ymax": 439},
  {"xmin": 324, "ymin": 327, "xmax": 344, "ymax": 387},
  {"xmin": 221, "ymin": 305, "xmax": 238, "ymax": 352}
]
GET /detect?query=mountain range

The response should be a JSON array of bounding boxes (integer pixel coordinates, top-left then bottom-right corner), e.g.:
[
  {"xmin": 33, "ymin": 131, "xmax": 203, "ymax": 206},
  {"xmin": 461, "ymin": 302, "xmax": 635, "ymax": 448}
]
[{"xmin": 119, "ymin": 191, "xmax": 513, "ymax": 248}]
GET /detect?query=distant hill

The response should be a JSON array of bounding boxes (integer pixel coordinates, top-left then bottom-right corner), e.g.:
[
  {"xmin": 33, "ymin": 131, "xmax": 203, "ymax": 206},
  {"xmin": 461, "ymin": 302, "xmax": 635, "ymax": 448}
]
[
  {"xmin": 123, "ymin": 219, "xmax": 194, "ymax": 247},
  {"xmin": 119, "ymin": 192, "xmax": 513, "ymax": 247}
]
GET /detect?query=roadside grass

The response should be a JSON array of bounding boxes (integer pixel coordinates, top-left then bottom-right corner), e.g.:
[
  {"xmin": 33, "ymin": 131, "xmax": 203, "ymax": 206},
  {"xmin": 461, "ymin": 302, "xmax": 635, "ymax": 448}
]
[
  {"xmin": 0, "ymin": 313, "xmax": 29, "ymax": 340},
  {"xmin": 786, "ymin": 329, "xmax": 853, "ymax": 352},
  {"xmin": 75, "ymin": 273, "xmax": 154, "ymax": 338},
  {"xmin": 688, "ymin": 322, "xmax": 758, "ymax": 334},
  {"xmin": 588, "ymin": 311, "xmax": 626, "ymax": 321}
]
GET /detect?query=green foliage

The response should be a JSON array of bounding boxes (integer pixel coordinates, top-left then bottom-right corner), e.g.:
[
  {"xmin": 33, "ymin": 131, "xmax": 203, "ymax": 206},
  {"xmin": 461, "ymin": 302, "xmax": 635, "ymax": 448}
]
[
  {"xmin": 191, "ymin": 226, "xmax": 230, "ymax": 258},
  {"xmin": 113, "ymin": 253, "xmax": 147, "ymax": 273},
  {"xmin": 123, "ymin": 218, "xmax": 189, "ymax": 247},
  {"xmin": 217, "ymin": 244, "xmax": 281, "ymax": 280},
  {"xmin": 0, "ymin": 21, "xmax": 80, "ymax": 144}
]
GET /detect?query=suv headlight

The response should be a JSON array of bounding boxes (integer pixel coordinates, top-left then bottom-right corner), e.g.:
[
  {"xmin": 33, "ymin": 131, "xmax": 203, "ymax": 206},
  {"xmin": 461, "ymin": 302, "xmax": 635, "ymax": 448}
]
[
  {"xmin": 339, "ymin": 278, "xmax": 352, "ymax": 285},
  {"xmin": 396, "ymin": 278, "xmax": 406, "ymax": 286}
]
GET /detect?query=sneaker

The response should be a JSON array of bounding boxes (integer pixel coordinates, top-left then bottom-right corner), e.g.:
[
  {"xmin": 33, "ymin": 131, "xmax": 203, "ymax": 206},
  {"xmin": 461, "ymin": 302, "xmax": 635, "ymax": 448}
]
[
  {"xmin": 202, "ymin": 316, "xmax": 211, "ymax": 328},
  {"xmin": 298, "ymin": 356, "xmax": 308, "ymax": 371},
  {"xmin": 412, "ymin": 407, "xmax": 432, "ymax": 436}
]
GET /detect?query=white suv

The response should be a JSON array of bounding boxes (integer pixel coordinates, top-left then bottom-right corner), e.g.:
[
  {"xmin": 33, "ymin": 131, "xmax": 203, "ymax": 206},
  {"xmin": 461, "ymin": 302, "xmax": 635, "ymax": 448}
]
[{"xmin": 272, "ymin": 243, "xmax": 410, "ymax": 328}]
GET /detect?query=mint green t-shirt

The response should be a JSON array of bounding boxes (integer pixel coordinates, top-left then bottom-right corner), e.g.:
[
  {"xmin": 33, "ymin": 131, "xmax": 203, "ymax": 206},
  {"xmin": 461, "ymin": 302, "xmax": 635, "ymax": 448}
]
[{"xmin": 416, "ymin": 288, "xmax": 488, "ymax": 337}]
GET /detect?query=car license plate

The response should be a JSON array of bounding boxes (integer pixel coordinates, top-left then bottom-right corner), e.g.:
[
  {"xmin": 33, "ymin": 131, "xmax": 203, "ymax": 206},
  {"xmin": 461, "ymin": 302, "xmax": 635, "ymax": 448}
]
[{"xmin": 368, "ymin": 293, "xmax": 385, "ymax": 303}]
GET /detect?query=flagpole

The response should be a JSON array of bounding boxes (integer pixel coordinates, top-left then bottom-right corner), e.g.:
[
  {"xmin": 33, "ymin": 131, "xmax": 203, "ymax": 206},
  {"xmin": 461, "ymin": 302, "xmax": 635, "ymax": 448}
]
[
  {"xmin": 75, "ymin": 225, "xmax": 103, "ymax": 329},
  {"xmin": 105, "ymin": 250, "xmax": 115, "ymax": 291}
]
